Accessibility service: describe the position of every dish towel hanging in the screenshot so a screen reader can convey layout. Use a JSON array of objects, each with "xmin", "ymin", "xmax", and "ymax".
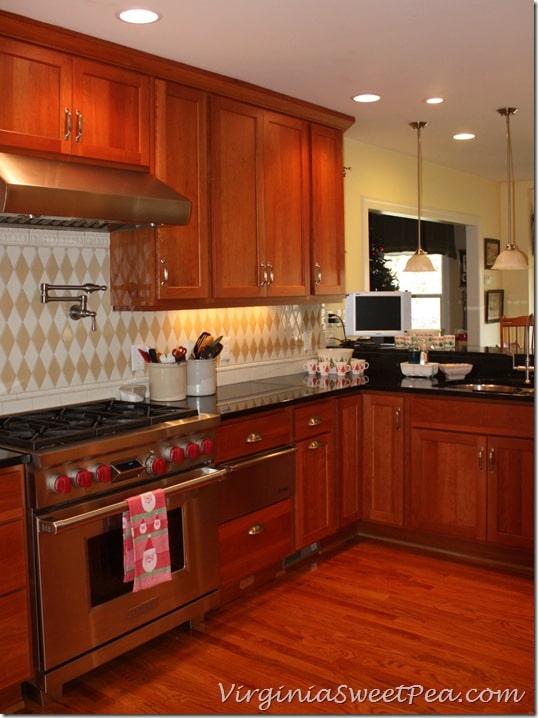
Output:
[{"xmin": 123, "ymin": 488, "xmax": 172, "ymax": 592}]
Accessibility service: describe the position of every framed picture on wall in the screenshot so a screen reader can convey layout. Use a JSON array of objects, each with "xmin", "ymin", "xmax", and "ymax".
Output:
[
  {"xmin": 484, "ymin": 238, "xmax": 501, "ymax": 269},
  {"xmin": 485, "ymin": 289, "xmax": 504, "ymax": 324}
]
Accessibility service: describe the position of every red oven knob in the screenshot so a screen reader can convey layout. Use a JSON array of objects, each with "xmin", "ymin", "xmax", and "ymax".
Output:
[
  {"xmin": 199, "ymin": 437, "xmax": 214, "ymax": 455},
  {"xmin": 72, "ymin": 468, "xmax": 92, "ymax": 488},
  {"xmin": 168, "ymin": 446, "xmax": 185, "ymax": 463},
  {"xmin": 94, "ymin": 464, "xmax": 112, "ymax": 483},
  {"xmin": 149, "ymin": 457, "xmax": 168, "ymax": 475},
  {"xmin": 184, "ymin": 442, "xmax": 200, "ymax": 459},
  {"xmin": 50, "ymin": 474, "xmax": 71, "ymax": 495}
]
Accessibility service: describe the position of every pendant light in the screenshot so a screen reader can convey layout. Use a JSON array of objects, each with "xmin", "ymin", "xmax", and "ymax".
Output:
[
  {"xmin": 492, "ymin": 107, "xmax": 528, "ymax": 270},
  {"xmin": 404, "ymin": 121, "xmax": 435, "ymax": 272}
]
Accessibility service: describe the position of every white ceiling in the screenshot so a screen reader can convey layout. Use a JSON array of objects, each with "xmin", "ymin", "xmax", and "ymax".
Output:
[{"xmin": 0, "ymin": 0, "xmax": 534, "ymax": 182}]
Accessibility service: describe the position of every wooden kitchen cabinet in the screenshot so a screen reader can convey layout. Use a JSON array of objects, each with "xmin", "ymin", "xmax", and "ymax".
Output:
[
  {"xmin": 0, "ymin": 37, "xmax": 150, "ymax": 167},
  {"xmin": 293, "ymin": 399, "xmax": 336, "ymax": 549},
  {"xmin": 336, "ymin": 393, "xmax": 362, "ymax": 526},
  {"xmin": 110, "ymin": 80, "xmax": 209, "ymax": 309},
  {"xmin": 218, "ymin": 499, "xmax": 294, "ymax": 586},
  {"xmin": 310, "ymin": 124, "xmax": 345, "ymax": 295},
  {"xmin": 410, "ymin": 396, "xmax": 534, "ymax": 552},
  {"xmin": 215, "ymin": 409, "xmax": 292, "ymax": 464},
  {"xmin": 0, "ymin": 465, "xmax": 31, "ymax": 713},
  {"xmin": 362, "ymin": 392, "xmax": 405, "ymax": 526},
  {"xmin": 210, "ymin": 96, "xmax": 310, "ymax": 300}
]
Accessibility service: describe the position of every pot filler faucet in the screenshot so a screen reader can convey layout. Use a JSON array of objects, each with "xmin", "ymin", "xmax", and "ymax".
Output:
[
  {"xmin": 40, "ymin": 282, "xmax": 107, "ymax": 331},
  {"xmin": 510, "ymin": 312, "xmax": 535, "ymax": 385}
]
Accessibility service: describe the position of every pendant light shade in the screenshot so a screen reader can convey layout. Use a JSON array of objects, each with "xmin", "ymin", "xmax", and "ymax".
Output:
[
  {"xmin": 404, "ymin": 121, "xmax": 435, "ymax": 272},
  {"xmin": 492, "ymin": 107, "xmax": 528, "ymax": 270}
]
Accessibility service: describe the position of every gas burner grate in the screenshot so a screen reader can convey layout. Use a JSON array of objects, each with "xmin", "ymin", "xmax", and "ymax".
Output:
[{"xmin": 0, "ymin": 400, "xmax": 198, "ymax": 450}]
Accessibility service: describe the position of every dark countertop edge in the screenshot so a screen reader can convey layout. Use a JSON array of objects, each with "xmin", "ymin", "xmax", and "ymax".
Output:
[
  {"xmin": 0, "ymin": 449, "xmax": 31, "ymax": 469},
  {"xmin": 215, "ymin": 372, "xmax": 534, "ymax": 420}
]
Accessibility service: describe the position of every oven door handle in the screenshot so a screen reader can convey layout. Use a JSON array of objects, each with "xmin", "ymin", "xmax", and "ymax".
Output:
[
  {"xmin": 219, "ymin": 445, "xmax": 297, "ymax": 473},
  {"xmin": 37, "ymin": 467, "xmax": 228, "ymax": 535}
]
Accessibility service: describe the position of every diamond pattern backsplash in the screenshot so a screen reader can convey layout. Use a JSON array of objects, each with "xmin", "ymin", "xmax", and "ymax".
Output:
[{"xmin": 0, "ymin": 227, "xmax": 329, "ymax": 414}]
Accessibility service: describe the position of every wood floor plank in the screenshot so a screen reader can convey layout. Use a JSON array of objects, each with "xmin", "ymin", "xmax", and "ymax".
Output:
[{"xmin": 23, "ymin": 538, "xmax": 534, "ymax": 715}]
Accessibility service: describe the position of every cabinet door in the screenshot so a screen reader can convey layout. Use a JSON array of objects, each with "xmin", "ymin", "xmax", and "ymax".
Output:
[
  {"xmin": 210, "ymin": 97, "xmax": 264, "ymax": 299},
  {"xmin": 336, "ymin": 394, "xmax": 362, "ymax": 526},
  {"xmin": 310, "ymin": 123, "xmax": 345, "ymax": 295},
  {"xmin": 362, "ymin": 393, "xmax": 404, "ymax": 526},
  {"xmin": 71, "ymin": 57, "xmax": 150, "ymax": 166},
  {"xmin": 294, "ymin": 432, "xmax": 335, "ymax": 549},
  {"xmin": 487, "ymin": 436, "xmax": 534, "ymax": 549},
  {"xmin": 154, "ymin": 80, "xmax": 209, "ymax": 300},
  {"xmin": 0, "ymin": 38, "xmax": 72, "ymax": 154},
  {"xmin": 410, "ymin": 428, "xmax": 487, "ymax": 540},
  {"xmin": 263, "ymin": 111, "xmax": 309, "ymax": 297}
]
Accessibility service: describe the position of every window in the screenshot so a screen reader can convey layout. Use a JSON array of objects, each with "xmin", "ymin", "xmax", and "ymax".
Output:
[{"xmin": 384, "ymin": 252, "xmax": 444, "ymax": 330}]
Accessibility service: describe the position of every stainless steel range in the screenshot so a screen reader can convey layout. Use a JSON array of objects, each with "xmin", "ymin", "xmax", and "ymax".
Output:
[{"xmin": 0, "ymin": 399, "xmax": 224, "ymax": 704}]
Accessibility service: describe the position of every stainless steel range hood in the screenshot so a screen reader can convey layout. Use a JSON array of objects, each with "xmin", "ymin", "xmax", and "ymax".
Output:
[{"xmin": 0, "ymin": 152, "xmax": 191, "ymax": 231}]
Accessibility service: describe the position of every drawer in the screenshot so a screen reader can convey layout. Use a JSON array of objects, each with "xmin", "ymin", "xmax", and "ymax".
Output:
[
  {"xmin": 0, "ymin": 468, "xmax": 25, "ymax": 523},
  {"xmin": 0, "ymin": 590, "xmax": 31, "ymax": 691},
  {"xmin": 215, "ymin": 409, "xmax": 292, "ymax": 463},
  {"xmin": 218, "ymin": 498, "xmax": 293, "ymax": 584},
  {"xmin": 0, "ymin": 521, "xmax": 27, "ymax": 595},
  {"xmin": 293, "ymin": 399, "xmax": 334, "ymax": 440}
]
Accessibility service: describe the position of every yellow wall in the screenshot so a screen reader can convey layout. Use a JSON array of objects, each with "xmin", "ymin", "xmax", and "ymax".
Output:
[{"xmin": 342, "ymin": 137, "xmax": 533, "ymax": 347}]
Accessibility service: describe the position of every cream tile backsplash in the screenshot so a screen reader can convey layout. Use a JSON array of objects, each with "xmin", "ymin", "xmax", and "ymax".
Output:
[{"xmin": 0, "ymin": 228, "xmax": 326, "ymax": 414}]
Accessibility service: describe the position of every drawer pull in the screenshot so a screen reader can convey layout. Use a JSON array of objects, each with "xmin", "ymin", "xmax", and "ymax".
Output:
[
  {"xmin": 248, "ymin": 523, "xmax": 265, "ymax": 536},
  {"xmin": 246, "ymin": 432, "xmax": 263, "ymax": 443},
  {"xmin": 308, "ymin": 440, "xmax": 322, "ymax": 450},
  {"xmin": 308, "ymin": 416, "xmax": 322, "ymax": 426}
]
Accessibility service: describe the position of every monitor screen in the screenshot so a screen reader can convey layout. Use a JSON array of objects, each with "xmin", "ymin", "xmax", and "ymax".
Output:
[{"xmin": 344, "ymin": 291, "xmax": 412, "ymax": 340}]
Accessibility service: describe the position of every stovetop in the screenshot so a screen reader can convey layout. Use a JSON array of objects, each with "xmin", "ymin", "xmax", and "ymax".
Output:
[{"xmin": 0, "ymin": 399, "xmax": 197, "ymax": 451}]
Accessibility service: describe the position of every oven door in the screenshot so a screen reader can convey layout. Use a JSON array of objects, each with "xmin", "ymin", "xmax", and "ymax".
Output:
[{"xmin": 34, "ymin": 466, "xmax": 225, "ymax": 673}]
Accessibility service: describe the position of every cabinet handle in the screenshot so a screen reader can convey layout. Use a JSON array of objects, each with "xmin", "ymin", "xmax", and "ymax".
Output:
[
  {"xmin": 266, "ymin": 261, "xmax": 274, "ymax": 286},
  {"xmin": 395, "ymin": 407, "xmax": 401, "ymax": 431},
  {"xmin": 488, "ymin": 447, "xmax": 495, "ymax": 473},
  {"xmin": 246, "ymin": 432, "xmax": 263, "ymax": 443},
  {"xmin": 64, "ymin": 107, "xmax": 72, "ymax": 140},
  {"xmin": 75, "ymin": 109, "xmax": 83, "ymax": 142},
  {"xmin": 478, "ymin": 446, "xmax": 484, "ymax": 471},
  {"xmin": 308, "ymin": 416, "xmax": 322, "ymax": 426},
  {"xmin": 160, "ymin": 257, "xmax": 169, "ymax": 287},
  {"xmin": 314, "ymin": 262, "xmax": 322, "ymax": 286},
  {"xmin": 248, "ymin": 523, "xmax": 265, "ymax": 536},
  {"xmin": 259, "ymin": 263, "xmax": 268, "ymax": 287},
  {"xmin": 308, "ymin": 440, "xmax": 323, "ymax": 450}
]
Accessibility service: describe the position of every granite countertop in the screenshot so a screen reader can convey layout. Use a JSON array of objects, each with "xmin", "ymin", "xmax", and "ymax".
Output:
[
  {"xmin": 0, "ymin": 448, "xmax": 30, "ymax": 470},
  {"xmin": 199, "ymin": 347, "xmax": 533, "ymax": 419}
]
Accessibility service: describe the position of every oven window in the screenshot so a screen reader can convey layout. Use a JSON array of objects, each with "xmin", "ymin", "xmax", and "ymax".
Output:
[{"xmin": 87, "ymin": 506, "xmax": 185, "ymax": 606}]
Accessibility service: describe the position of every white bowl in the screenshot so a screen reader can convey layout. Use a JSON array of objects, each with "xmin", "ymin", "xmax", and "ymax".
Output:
[
  {"xmin": 400, "ymin": 362, "xmax": 439, "ymax": 378},
  {"xmin": 439, "ymin": 363, "xmax": 473, "ymax": 381}
]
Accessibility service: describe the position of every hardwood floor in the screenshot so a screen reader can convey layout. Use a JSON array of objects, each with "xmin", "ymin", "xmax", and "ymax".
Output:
[{"xmin": 23, "ymin": 538, "xmax": 534, "ymax": 715}]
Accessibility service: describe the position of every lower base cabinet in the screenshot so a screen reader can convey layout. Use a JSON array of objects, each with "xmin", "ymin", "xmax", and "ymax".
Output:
[
  {"xmin": 218, "ymin": 499, "xmax": 294, "ymax": 600},
  {"xmin": 0, "ymin": 465, "xmax": 31, "ymax": 713}
]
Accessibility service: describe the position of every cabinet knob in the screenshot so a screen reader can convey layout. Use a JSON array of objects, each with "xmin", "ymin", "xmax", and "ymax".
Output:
[
  {"xmin": 308, "ymin": 416, "xmax": 322, "ymax": 426},
  {"xmin": 246, "ymin": 432, "xmax": 263, "ymax": 443},
  {"xmin": 478, "ymin": 446, "xmax": 485, "ymax": 471},
  {"xmin": 488, "ymin": 447, "xmax": 495, "ymax": 473},
  {"xmin": 259, "ymin": 262, "xmax": 268, "ymax": 287},
  {"xmin": 308, "ymin": 440, "xmax": 323, "ymax": 450},
  {"xmin": 314, "ymin": 262, "xmax": 322, "ymax": 286},
  {"xmin": 248, "ymin": 523, "xmax": 265, "ymax": 536},
  {"xmin": 266, "ymin": 261, "xmax": 274, "ymax": 286}
]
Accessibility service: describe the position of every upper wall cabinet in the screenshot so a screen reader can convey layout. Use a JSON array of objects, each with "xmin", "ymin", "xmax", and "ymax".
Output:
[
  {"xmin": 0, "ymin": 38, "xmax": 150, "ymax": 167},
  {"xmin": 310, "ymin": 124, "xmax": 345, "ymax": 296},
  {"xmin": 210, "ymin": 96, "xmax": 310, "ymax": 300}
]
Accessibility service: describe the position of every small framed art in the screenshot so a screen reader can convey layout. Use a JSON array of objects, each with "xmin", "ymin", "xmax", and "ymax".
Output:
[
  {"xmin": 485, "ymin": 289, "xmax": 504, "ymax": 324},
  {"xmin": 484, "ymin": 238, "xmax": 501, "ymax": 269}
]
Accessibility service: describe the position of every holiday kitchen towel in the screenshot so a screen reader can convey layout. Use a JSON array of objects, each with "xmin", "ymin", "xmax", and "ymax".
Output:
[{"xmin": 123, "ymin": 488, "xmax": 172, "ymax": 592}]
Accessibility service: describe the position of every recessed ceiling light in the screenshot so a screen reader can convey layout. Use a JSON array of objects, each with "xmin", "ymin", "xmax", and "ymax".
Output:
[
  {"xmin": 117, "ymin": 8, "xmax": 161, "ymax": 24},
  {"xmin": 352, "ymin": 94, "xmax": 381, "ymax": 103},
  {"xmin": 453, "ymin": 132, "xmax": 476, "ymax": 141},
  {"xmin": 425, "ymin": 97, "xmax": 444, "ymax": 105}
]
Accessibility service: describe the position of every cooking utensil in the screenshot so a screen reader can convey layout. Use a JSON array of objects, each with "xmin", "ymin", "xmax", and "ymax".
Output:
[
  {"xmin": 172, "ymin": 346, "xmax": 187, "ymax": 363},
  {"xmin": 191, "ymin": 332, "xmax": 212, "ymax": 359}
]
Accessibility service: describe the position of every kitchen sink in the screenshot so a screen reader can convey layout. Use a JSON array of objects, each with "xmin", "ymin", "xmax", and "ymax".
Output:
[{"xmin": 440, "ymin": 382, "xmax": 534, "ymax": 396}]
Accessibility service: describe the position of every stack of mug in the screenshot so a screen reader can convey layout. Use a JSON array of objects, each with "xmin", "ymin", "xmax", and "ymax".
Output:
[{"xmin": 303, "ymin": 357, "xmax": 369, "ymax": 376}]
